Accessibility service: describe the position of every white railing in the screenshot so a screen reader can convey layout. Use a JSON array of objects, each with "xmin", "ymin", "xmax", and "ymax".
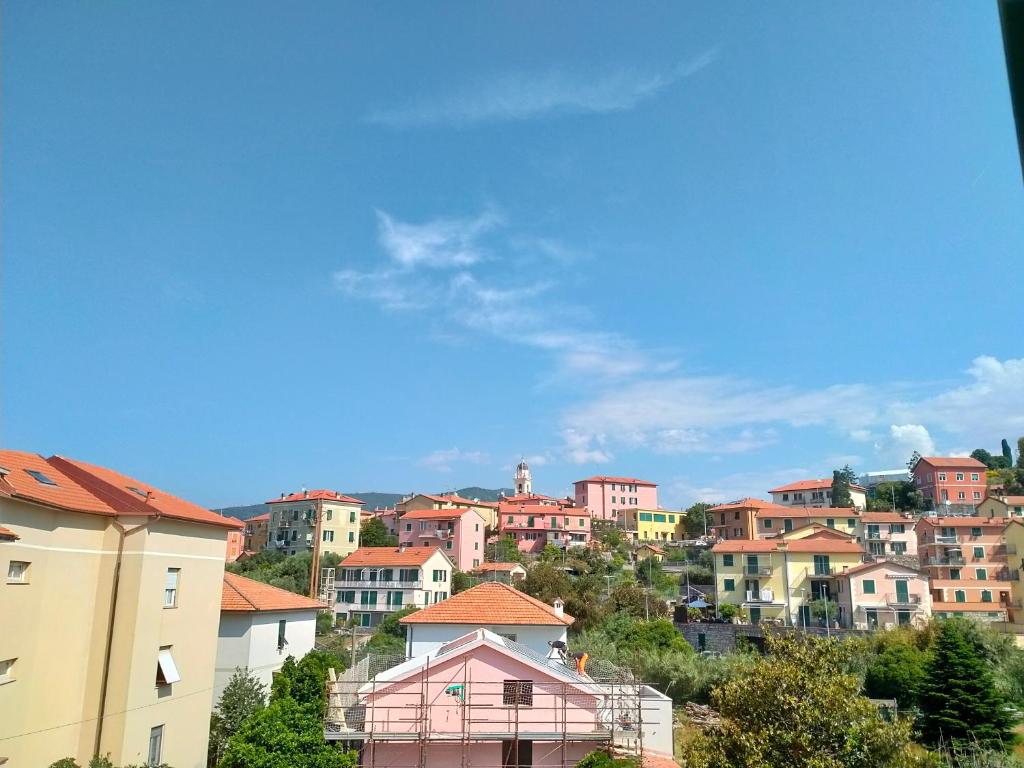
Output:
[{"xmin": 335, "ymin": 579, "xmax": 422, "ymax": 589}]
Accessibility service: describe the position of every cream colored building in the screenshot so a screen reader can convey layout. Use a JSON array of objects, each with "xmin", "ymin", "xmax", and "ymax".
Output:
[
  {"xmin": 0, "ymin": 450, "xmax": 239, "ymax": 768},
  {"xmin": 397, "ymin": 492, "xmax": 499, "ymax": 529},
  {"xmin": 979, "ymin": 496, "xmax": 1024, "ymax": 520},
  {"xmin": 266, "ymin": 489, "xmax": 364, "ymax": 558}
]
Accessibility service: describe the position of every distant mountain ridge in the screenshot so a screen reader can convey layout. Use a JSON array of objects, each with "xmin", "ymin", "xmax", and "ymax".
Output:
[{"xmin": 214, "ymin": 487, "xmax": 514, "ymax": 521}]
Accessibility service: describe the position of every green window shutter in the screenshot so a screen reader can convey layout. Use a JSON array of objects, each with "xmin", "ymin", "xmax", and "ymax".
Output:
[
  {"xmin": 724, "ymin": 579, "xmax": 735, "ymax": 591},
  {"xmin": 723, "ymin": 554, "xmax": 734, "ymax": 567},
  {"xmin": 974, "ymin": 547, "xmax": 984, "ymax": 558},
  {"xmin": 863, "ymin": 580, "xmax": 875, "ymax": 594}
]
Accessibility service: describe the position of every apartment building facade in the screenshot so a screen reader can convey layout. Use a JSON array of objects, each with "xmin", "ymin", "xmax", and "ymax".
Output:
[
  {"xmin": 333, "ymin": 546, "xmax": 453, "ymax": 627},
  {"xmin": 860, "ymin": 512, "xmax": 918, "ymax": 559},
  {"xmin": 267, "ymin": 489, "xmax": 363, "ymax": 558},
  {"xmin": 243, "ymin": 511, "xmax": 270, "ymax": 553},
  {"xmin": 917, "ymin": 517, "xmax": 1013, "ymax": 623},
  {"xmin": 712, "ymin": 525, "xmax": 866, "ymax": 626},
  {"xmin": 0, "ymin": 450, "xmax": 239, "ymax": 768},
  {"xmin": 497, "ymin": 502, "xmax": 591, "ymax": 553},
  {"xmin": 835, "ymin": 560, "xmax": 931, "ymax": 630},
  {"xmin": 768, "ymin": 478, "xmax": 867, "ymax": 511},
  {"xmin": 911, "ymin": 457, "xmax": 988, "ymax": 513},
  {"xmin": 397, "ymin": 507, "xmax": 487, "ymax": 571},
  {"xmin": 751, "ymin": 506, "xmax": 861, "ymax": 541},
  {"xmin": 617, "ymin": 508, "xmax": 683, "ymax": 543},
  {"xmin": 397, "ymin": 493, "xmax": 499, "ymax": 529},
  {"xmin": 573, "ymin": 476, "xmax": 658, "ymax": 522}
]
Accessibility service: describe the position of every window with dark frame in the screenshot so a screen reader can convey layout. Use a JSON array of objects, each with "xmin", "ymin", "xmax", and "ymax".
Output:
[{"xmin": 502, "ymin": 679, "xmax": 533, "ymax": 706}]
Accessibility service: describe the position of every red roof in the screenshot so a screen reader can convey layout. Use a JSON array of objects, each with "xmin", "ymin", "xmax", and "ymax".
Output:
[
  {"xmin": 916, "ymin": 456, "xmax": 987, "ymax": 469},
  {"xmin": 500, "ymin": 493, "xmax": 566, "ymax": 505},
  {"xmin": 860, "ymin": 512, "xmax": 914, "ymax": 523},
  {"xmin": 267, "ymin": 490, "xmax": 364, "ymax": 505},
  {"xmin": 840, "ymin": 560, "xmax": 921, "ymax": 577},
  {"xmin": 769, "ymin": 478, "xmax": 867, "ymax": 493},
  {"xmin": 401, "ymin": 582, "xmax": 573, "ymax": 626},
  {"xmin": 0, "ymin": 450, "xmax": 117, "ymax": 516},
  {"xmin": 222, "ymin": 572, "xmax": 325, "ymax": 612},
  {"xmin": 417, "ymin": 493, "xmax": 499, "ymax": 508},
  {"xmin": 0, "ymin": 525, "xmax": 19, "ymax": 541},
  {"xmin": 931, "ymin": 601, "xmax": 1006, "ymax": 613},
  {"xmin": 576, "ymin": 476, "xmax": 657, "ymax": 487},
  {"xmin": 473, "ymin": 562, "xmax": 526, "ymax": 572},
  {"xmin": 711, "ymin": 498, "xmax": 784, "ymax": 512},
  {"xmin": 48, "ymin": 456, "xmax": 242, "ymax": 530},
  {"xmin": 341, "ymin": 546, "xmax": 448, "ymax": 567},
  {"xmin": 247, "ymin": 512, "xmax": 270, "ymax": 523},
  {"xmin": 400, "ymin": 507, "xmax": 477, "ymax": 521},
  {"xmin": 990, "ymin": 496, "xmax": 1024, "ymax": 505},
  {"xmin": 755, "ymin": 506, "xmax": 859, "ymax": 519},
  {"xmin": 714, "ymin": 534, "xmax": 864, "ymax": 554}
]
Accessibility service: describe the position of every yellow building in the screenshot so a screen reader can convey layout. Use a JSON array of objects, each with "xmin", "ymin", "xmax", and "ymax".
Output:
[
  {"xmin": 713, "ymin": 524, "xmax": 866, "ymax": 626},
  {"xmin": 266, "ymin": 489, "xmax": 364, "ymax": 558},
  {"xmin": 618, "ymin": 507, "xmax": 683, "ymax": 543},
  {"xmin": 979, "ymin": 495, "xmax": 1024, "ymax": 520},
  {"xmin": 0, "ymin": 450, "xmax": 239, "ymax": 768},
  {"xmin": 397, "ymin": 493, "xmax": 499, "ymax": 529}
]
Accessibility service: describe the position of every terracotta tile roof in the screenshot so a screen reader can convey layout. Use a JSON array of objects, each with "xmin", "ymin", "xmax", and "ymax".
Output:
[
  {"xmin": 0, "ymin": 450, "xmax": 117, "ymax": 516},
  {"xmin": 500, "ymin": 493, "xmax": 566, "ymax": 505},
  {"xmin": 222, "ymin": 572, "xmax": 325, "ymax": 612},
  {"xmin": 419, "ymin": 493, "xmax": 499, "ymax": 508},
  {"xmin": 990, "ymin": 496, "xmax": 1024, "ymax": 505},
  {"xmin": 341, "ymin": 546, "xmax": 447, "ymax": 567},
  {"xmin": 714, "ymin": 536, "xmax": 864, "ymax": 554},
  {"xmin": 577, "ymin": 476, "xmax": 657, "ymax": 487},
  {"xmin": 638, "ymin": 544, "xmax": 667, "ymax": 554},
  {"xmin": 918, "ymin": 517, "xmax": 1007, "ymax": 529},
  {"xmin": 0, "ymin": 525, "xmax": 19, "ymax": 540},
  {"xmin": 711, "ymin": 498, "xmax": 782, "ymax": 512},
  {"xmin": 916, "ymin": 456, "xmax": 987, "ymax": 469},
  {"xmin": 48, "ymin": 456, "xmax": 242, "ymax": 530},
  {"xmin": 755, "ymin": 506, "xmax": 859, "ymax": 519},
  {"xmin": 267, "ymin": 490, "xmax": 364, "ymax": 505},
  {"xmin": 860, "ymin": 512, "xmax": 914, "ymax": 523},
  {"xmin": 247, "ymin": 512, "xmax": 270, "ymax": 523},
  {"xmin": 400, "ymin": 582, "xmax": 574, "ymax": 626},
  {"xmin": 840, "ymin": 560, "xmax": 921, "ymax": 577},
  {"xmin": 400, "ymin": 507, "xmax": 476, "ymax": 521},
  {"xmin": 473, "ymin": 562, "xmax": 525, "ymax": 572},
  {"xmin": 769, "ymin": 478, "xmax": 867, "ymax": 493}
]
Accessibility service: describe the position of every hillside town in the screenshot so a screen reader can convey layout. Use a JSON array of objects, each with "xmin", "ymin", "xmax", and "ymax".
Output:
[{"xmin": 6, "ymin": 443, "xmax": 1024, "ymax": 767}]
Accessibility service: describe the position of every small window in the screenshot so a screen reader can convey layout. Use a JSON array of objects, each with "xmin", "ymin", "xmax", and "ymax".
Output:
[
  {"xmin": 502, "ymin": 680, "xmax": 533, "ymax": 706},
  {"xmin": 406, "ymin": 522, "xmax": 413, "ymax": 531},
  {"xmin": 326, "ymin": 510, "xmax": 333, "ymax": 521},
  {"xmin": 826, "ymin": 519, "xmax": 835, "ymax": 528},
  {"xmin": 863, "ymin": 580, "xmax": 875, "ymax": 595},
  {"xmin": 164, "ymin": 568, "xmax": 180, "ymax": 607},
  {"xmin": 971, "ymin": 527, "xmax": 982, "ymax": 538},
  {"xmin": 0, "ymin": 657, "xmax": 15, "ymax": 683},
  {"xmin": 277, "ymin": 619, "xmax": 287, "ymax": 651},
  {"xmin": 724, "ymin": 578, "xmax": 735, "ymax": 591},
  {"xmin": 763, "ymin": 519, "xmax": 773, "ymax": 529},
  {"xmin": 7, "ymin": 561, "xmax": 30, "ymax": 584},
  {"xmin": 348, "ymin": 531, "xmax": 355, "ymax": 543},
  {"xmin": 938, "ymin": 473, "xmax": 946, "ymax": 481},
  {"xmin": 956, "ymin": 473, "xmax": 965, "ymax": 482},
  {"xmin": 722, "ymin": 554, "xmax": 734, "ymax": 567},
  {"xmin": 974, "ymin": 546, "xmax": 984, "ymax": 558},
  {"xmin": 349, "ymin": 511, "xmax": 357, "ymax": 523},
  {"xmin": 25, "ymin": 469, "xmax": 57, "ymax": 486},
  {"xmin": 971, "ymin": 473, "xmax": 980, "ymax": 482},
  {"xmin": 156, "ymin": 646, "xmax": 181, "ymax": 686},
  {"xmin": 976, "ymin": 568, "xmax": 987, "ymax": 580},
  {"xmin": 149, "ymin": 725, "xmax": 164, "ymax": 766},
  {"xmin": 982, "ymin": 590, "xmax": 993, "ymax": 603}
]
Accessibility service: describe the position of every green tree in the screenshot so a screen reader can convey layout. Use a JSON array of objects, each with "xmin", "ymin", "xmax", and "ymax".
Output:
[
  {"xmin": 831, "ymin": 465, "xmax": 856, "ymax": 508},
  {"xmin": 270, "ymin": 651, "xmax": 333, "ymax": 718},
  {"xmin": 683, "ymin": 502, "xmax": 713, "ymax": 537},
  {"xmin": 219, "ymin": 696, "xmax": 357, "ymax": 768},
  {"xmin": 863, "ymin": 641, "xmax": 928, "ymax": 709},
  {"xmin": 316, "ymin": 611, "xmax": 335, "ymax": 635},
  {"xmin": 209, "ymin": 667, "xmax": 267, "ymax": 765},
  {"xmin": 575, "ymin": 750, "xmax": 639, "ymax": 768},
  {"xmin": 451, "ymin": 570, "xmax": 473, "ymax": 593},
  {"xmin": 517, "ymin": 561, "xmax": 605, "ymax": 630},
  {"xmin": 1002, "ymin": 439, "xmax": 1014, "ymax": 469},
  {"xmin": 359, "ymin": 517, "xmax": 397, "ymax": 548},
  {"xmin": 488, "ymin": 535, "xmax": 524, "ymax": 564},
  {"xmin": 972, "ymin": 449, "xmax": 996, "ymax": 469},
  {"xmin": 539, "ymin": 542, "xmax": 563, "ymax": 562},
  {"xmin": 679, "ymin": 632, "xmax": 920, "ymax": 768},
  {"xmin": 375, "ymin": 605, "xmax": 418, "ymax": 638},
  {"xmin": 1017, "ymin": 437, "xmax": 1024, "ymax": 470},
  {"xmin": 867, "ymin": 481, "xmax": 925, "ymax": 513},
  {"xmin": 918, "ymin": 619, "xmax": 1015, "ymax": 751},
  {"xmin": 607, "ymin": 584, "xmax": 669, "ymax": 620}
]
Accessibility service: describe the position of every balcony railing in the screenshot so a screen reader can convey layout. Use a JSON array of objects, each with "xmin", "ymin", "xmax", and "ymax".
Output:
[
  {"xmin": 933, "ymin": 535, "xmax": 959, "ymax": 545},
  {"xmin": 811, "ymin": 567, "xmax": 837, "ymax": 577},
  {"xmin": 418, "ymin": 530, "xmax": 449, "ymax": 540},
  {"xmin": 335, "ymin": 579, "xmax": 423, "ymax": 589},
  {"xmin": 926, "ymin": 556, "xmax": 965, "ymax": 566},
  {"xmin": 885, "ymin": 594, "xmax": 922, "ymax": 607},
  {"xmin": 865, "ymin": 532, "xmax": 883, "ymax": 541},
  {"xmin": 335, "ymin": 601, "xmax": 407, "ymax": 611},
  {"xmin": 744, "ymin": 565, "xmax": 773, "ymax": 576}
]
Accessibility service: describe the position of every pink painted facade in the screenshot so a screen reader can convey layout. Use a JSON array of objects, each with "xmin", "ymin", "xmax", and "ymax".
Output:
[
  {"xmin": 398, "ymin": 508, "xmax": 487, "ymax": 571},
  {"xmin": 497, "ymin": 503, "xmax": 591, "ymax": 553},
  {"xmin": 912, "ymin": 457, "xmax": 988, "ymax": 512},
  {"xmin": 836, "ymin": 561, "xmax": 931, "ymax": 630},
  {"xmin": 860, "ymin": 512, "xmax": 918, "ymax": 558},
  {"xmin": 573, "ymin": 476, "xmax": 658, "ymax": 522}
]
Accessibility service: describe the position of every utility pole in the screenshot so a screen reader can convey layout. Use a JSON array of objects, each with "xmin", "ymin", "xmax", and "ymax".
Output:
[{"xmin": 309, "ymin": 498, "xmax": 324, "ymax": 599}]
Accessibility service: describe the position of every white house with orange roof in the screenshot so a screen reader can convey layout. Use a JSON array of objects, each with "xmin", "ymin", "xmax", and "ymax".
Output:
[
  {"xmin": 769, "ymin": 478, "xmax": 867, "ymax": 511},
  {"xmin": 0, "ymin": 449, "xmax": 241, "ymax": 768},
  {"xmin": 334, "ymin": 546, "xmax": 454, "ymax": 627},
  {"xmin": 400, "ymin": 581, "xmax": 573, "ymax": 657},
  {"xmin": 397, "ymin": 506, "xmax": 487, "ymax": 571},
  {"xmin": 266, "ymin": 489, "xmax": 364, "ymax": 558},
  {"xmin": 215, "ymin": 572, "xmax": 324, "ymax": 698}
]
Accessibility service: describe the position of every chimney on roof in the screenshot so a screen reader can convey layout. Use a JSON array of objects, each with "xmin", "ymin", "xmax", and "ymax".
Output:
[
  {"xmin": 398, "ymin": 542, "xmax": 407, "ymax": 553},
  {"xmin": 303, "ymin": 488, "xmax": 309, "ymax": 499},
  {"xmin": 280, "ymin": 492, "xmax": 286, "ymax": 500},
  {"xmin": 552, "ymin": 598, "xmax": 564, "ymax": 618},
  {"xmin": 145, "ymin": 491, "xmax": 154, "ymax": 503}
]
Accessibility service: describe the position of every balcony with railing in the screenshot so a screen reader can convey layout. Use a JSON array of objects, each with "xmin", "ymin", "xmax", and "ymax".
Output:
[
  {"xmin": 926, "ymin": 555, "xmax": 965, "ymax": 566},
  {"xmin": 932, "ymin": 534, "xmax": 959, "ymax": 545},
  {"xmin": 744, "ymin": 565, "xmax": 773, "ymax": 576},
  {"xmin": 335, "ymin": 600, "xmax": 407, "ymax": 612},
  {"xmin": 885, "ymin": 593, "xmax": 923, "ymax": 608},
  {"xmin": 335, "ymin": 578, "xmax": 423, "ymax": 589},
  {"xmin": 810, "ymin": 566, "xmax": 837, "ymax": 577}
]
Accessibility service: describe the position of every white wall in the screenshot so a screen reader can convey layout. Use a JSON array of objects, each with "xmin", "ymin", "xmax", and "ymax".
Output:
[
  {"xmin": 214, "ymin": 610, "xmax": 317, "ymax": 701},
  {"xmin": 407, "ymin": 623, "xmax": 568, "ymax": 658}
]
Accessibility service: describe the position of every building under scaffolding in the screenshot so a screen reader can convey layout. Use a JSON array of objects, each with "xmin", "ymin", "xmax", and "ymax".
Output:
[{"xmin": 325, "ymin": 629, "xmax": 673, "ymax": 768}]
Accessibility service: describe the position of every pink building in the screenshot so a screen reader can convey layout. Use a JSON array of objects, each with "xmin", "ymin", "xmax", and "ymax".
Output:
[
  {"xmin": 911, "ymin": 456, "xmax": 988, "ymax": 513},
  {"xmin": 224, "ymin": 516, "xmax": 245, "ymax": 561},
  {"xmin": 860, "ymin": 512, "xmax": 918, "ymax": 559},
  {"xmin": 497, "ymin": 503, "xmax": 591, "ymax": 553},
  {"xmin": 836, "ymin": 560, "xmax": 931, "ymax": 630},
  {"xmin": 398, "ymin": 507, "xmax": 487, "ymax": 571},
  {"xmin": 573, "ymin": 476, "xmax": 658, "ymax": 522}
]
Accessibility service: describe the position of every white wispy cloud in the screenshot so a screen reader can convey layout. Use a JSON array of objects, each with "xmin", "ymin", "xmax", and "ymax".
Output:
[
  {"xmin": 365, "ymin": 49, "xmax": 718, "ymax": 128},
  {"xmin": 417, "ymin": 448, "xmax": 490, "ymax": 473}
]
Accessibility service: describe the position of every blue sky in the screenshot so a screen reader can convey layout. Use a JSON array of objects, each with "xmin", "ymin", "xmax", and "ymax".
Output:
[{"xmin": 5, "ymin": 2, "xmax": 1023, "ymax": 509}]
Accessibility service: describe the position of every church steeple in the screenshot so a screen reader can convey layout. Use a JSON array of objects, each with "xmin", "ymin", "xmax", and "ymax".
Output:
[{"xmin": 514, "ymin": 458, "xmax": 532, "ymax": 495}]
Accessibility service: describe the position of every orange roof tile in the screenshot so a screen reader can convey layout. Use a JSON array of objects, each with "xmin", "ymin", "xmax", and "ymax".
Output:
[
  {"xmin": 400, "ymin": 507, "xmax": 477, "ymax": 521},
  {"xmin": 49, "ymin": 456, "xmax": 242, "ymax": 529},
  {"xmin": 769, "ymin": 478, "xmax": 867, "ymax": 493},
  {"xmin": 577, "ymin": 476, "xmax": 657, "ymax": 487},
  {"xmin": 711, "ymin": 498, "xmax": 782, "ymax": 512},
  {"xmin": 714, "ymin": 537, "xmax": 864, "ymax": 554},
  {"xmin": 990, "ymin": 496, "xmax": 1024, "ymax": 505},
  {"xmin": 860, "ymin": 512, "xmax": 914, "ymax": 523},
  {"xmin": 500, "ymin": 493, "xmax": 567, "ymax": 505},
  {"xmin": 755, "ymin": 506, "xmax": 859, "ymax": 519},
  {"xmin": 916, "ymin": 456, "xmax": 987, "ymax": 469},
  {"xmin": 247, "ymin": 512, "xmax": 270, "ymax": 523},
  {"xmin": 419, "ymin": 493, "xmax": 499, "ymax": 508},
  {"xmin": 0, "ymin": 450, "xmax": 117, "ymax": 516},
  {"xmin": 267, "ymin": 490, "xmax": 364, "ymax": 505},
  {"xmin": 918, "ymin": 517, "xmax": 1007, "ymax": 529},
  {"xmin": 840, "ymin": 560, "xmax": 921, "ymax": 577},
  {"xmin": 341, "ymin": 546, "xmax": 448, "ymax": 567},
  {"xmin": 0, "ymin": 525, "xmax": 19, "ymax": 540},
  {"xmin": 222, "ymin": 572, "xmax": 325, "ymax": 612},
  {"xmin": 400, "ymin": 582, "xmax": 573, "ymax": 626},
  {"xmin": 473, "ymin": 562, "xmax": 526, "ymax": 572}
]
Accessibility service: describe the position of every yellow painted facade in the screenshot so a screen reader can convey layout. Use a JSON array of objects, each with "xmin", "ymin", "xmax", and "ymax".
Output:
[
  {"xmin": 0, "ymin": 498, "xmax": 228, "ymax": 768},
  {"xmin": 618, "ymin": 508, "xmax": 683, "ymax": 542}
]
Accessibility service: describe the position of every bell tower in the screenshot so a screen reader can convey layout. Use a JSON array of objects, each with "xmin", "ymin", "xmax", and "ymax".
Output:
[{"xmin": 514, "ymin": 458, "xmax": 532, "ymax": 495}]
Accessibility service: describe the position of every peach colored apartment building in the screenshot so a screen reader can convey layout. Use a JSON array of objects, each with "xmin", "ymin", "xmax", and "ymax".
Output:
[
  {"xmin": 917, "ymin": 517, "xmax": 1013, "ymax": 622},
  {"xmin": 497, "ymin": 502, "xmax": 591, "ymax": 553},
  {"xmin": 573, "ymin": 476, "xmax": 657, "ymax": 522},
  {"xmin": 397, "ymin": 507, "xmax": 487, "ymax": 571},
  {"xmin": 861, "ymin": 512, "xmax": 918, "ymax": 559},
  {"xmin": 835, "ymin": 560, "xmax": 931, "ymax": 630},
  {"xmin": 912, "ymin": 456, "xmax": 988, "ymax": 514},
  {"xmin": 751, "ymin": 506, "xmax": 860, "ymax": 540},
  {"xmin": 769, "ymin": 478, "xmax": 868, "ymax": 510},
  {"xmin": 243, "ymin": 511, "xmax": 270, "ymax": 553}
]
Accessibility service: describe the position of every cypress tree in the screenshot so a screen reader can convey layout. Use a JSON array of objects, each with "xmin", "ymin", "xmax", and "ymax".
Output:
[
  {"xmin": 1002, "ymin": 439, "xmax": 1014, "ymax": 468},
  {"xmin": 918, "ymin": 619, "xmax": 1014, "ymax": 751}
]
